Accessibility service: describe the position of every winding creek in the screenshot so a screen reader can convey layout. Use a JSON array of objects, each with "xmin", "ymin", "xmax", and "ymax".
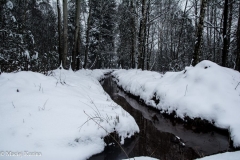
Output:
[{"xmin": 89, "ymin": 76, "xmax": 231, "ymax": 160}]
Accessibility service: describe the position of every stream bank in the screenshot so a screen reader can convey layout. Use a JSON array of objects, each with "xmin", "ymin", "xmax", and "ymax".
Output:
[{"xmin": 89, "ymin": 76, "xmax": 231, "ymax": 160}]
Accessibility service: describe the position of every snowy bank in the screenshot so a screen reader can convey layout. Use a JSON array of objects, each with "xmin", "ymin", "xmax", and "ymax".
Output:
[
  {"xmin": 112, "ymin": 60, "xmax": 240, "ymax": 147},
  {"xmin": 122, "ymin": 157, "xmax": 158, "ymax": 160},
  {"xmin": 77, "ymin": 69, "xmax": 113, "ymax": 81},
  {"xmin": 196, "ymin": 151, "xmax": 240, "ymax": 160},
  {"xmin": 0, "ymin": 69, "xmax": 139, "ymax": 160}
]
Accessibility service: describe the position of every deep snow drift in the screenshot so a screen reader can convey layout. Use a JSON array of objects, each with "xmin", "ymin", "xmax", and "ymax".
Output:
[
  {"xmin": 112, "ymin": 60, "xmax": 240, "ymax": 147},
  {"xmin": 0, "ymin": 69, "xmax": 139, "ymax": 160},
  {"xmin": 196, "ymin": 151, "xmax": 240, "ymax": 160}
]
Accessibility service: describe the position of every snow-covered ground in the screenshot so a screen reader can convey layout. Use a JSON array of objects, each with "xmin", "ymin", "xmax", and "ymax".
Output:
[
  {"xmin": 112, "ymin": 60, "xmax": 240, "ymax": 147},
  {"xmin": 0, "ymin": 68, "xmax": 139, "ymax": 160},
  {"xmin": 196, "ymin": 151, "xmax": 240, "ymax": 160},
  {"xmin": 122, "ymin": 151, "xmax": 240, "ymax": 160},
  {"xmin": 122, "ymin": 157, "xmax": 158, "ymax": 160}
]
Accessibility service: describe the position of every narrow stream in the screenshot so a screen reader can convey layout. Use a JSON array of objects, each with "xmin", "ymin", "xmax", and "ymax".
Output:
[{"xmin": 89, "ymin": 76, "xmax": 231, "ymax": 160}]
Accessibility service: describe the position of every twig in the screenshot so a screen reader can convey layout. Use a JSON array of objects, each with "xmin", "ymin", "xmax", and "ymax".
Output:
[
  {"xmin": 12, "ymin": 102, "xmax": 16, "ymax": 108},
  {"xmin": 39, "ymin": 83, "xmax": 41, "ymax": 91},
  {"xmin": 184, "ymin": 85, "xmax": 188, "ymax": 96},
  {"xmin": 150, "ymin": 142, "xmax": 160, "ymax": 157},
  {"xmin": 79, "ymin": 100, "xmax": 102, "ymax": 118},
  {"xmin": 83, "ymin": 111, "xmax": 129, "ymax": 159},
  {"xmin": 235, "ymin": 82, "xmax": 240, "ymax": 90},
  {"xmin": 78, "ymin": 116, "xmax": 103, "ymax": 132},
  {"xmin": 43, "ymin": 99, "xmax": 49, "ymax": 110},
  {"xmin": 87, "ymin": 96, "xmax": 102, "ymax": 117}
]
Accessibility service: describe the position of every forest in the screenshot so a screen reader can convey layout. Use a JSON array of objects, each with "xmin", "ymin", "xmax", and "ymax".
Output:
[
  {"xmin": 0, "ymin": 0, "xmax": 240, "ymax": 73},
  {"xmin": 1, "ymin": 0, "xmax": 240, "ymax": 160}
]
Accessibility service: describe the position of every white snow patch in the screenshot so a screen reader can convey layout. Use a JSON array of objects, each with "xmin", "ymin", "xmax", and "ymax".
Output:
[
  {"xmin": 23, "ymin": 50, "xmax": 30, "ymax": 60},
  {"xmin": 196, "ymin": 151, "xmax": 240, "ymax": 160},
  {"xmin": 0, "ymin": 69, "xmax": 139, "ymax": 160},
  {"xmin": 6, "ymin": 1, "xmax": 13, "ymax": 10},
  {"xmin": 11, "ymin": 16, "xmax": 16, "ymax": 22},
  {"xmin": 113, "ymin": 60, "xmax": 240, "ymax": 147},
  {"xmin": 32, "ymin": 51, "xmax": 38, "ymax": 60},
  {"xmin": 122, "ymin": 157, "xmax": 158, "ymax": 160}
]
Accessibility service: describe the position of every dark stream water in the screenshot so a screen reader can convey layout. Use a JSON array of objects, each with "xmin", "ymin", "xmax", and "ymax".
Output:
[{"xmin": 89, "ymin": 76, "xmax": 231, "ymax": 160}]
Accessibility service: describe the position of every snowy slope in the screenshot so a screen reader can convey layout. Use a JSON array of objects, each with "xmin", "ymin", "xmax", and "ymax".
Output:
[
  {"xmin": 122, "ymin": 157, "xmax": 158, "ymax": 160},
  {"xmin": 196, "ymin": 151, "xmax": 240, "ymax": 160},
  {"xmin": 113, "ymin": 60, "xmax": 240, "ymax": 147},
  {"xmin": 0, "ymin": 69, "xmax": 139, "ymax": 160}
]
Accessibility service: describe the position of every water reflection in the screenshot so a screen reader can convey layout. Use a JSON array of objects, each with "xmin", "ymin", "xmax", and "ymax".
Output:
[{"xmin": 89, "ymin": 76, "xmax": 230, "ymax": 160}]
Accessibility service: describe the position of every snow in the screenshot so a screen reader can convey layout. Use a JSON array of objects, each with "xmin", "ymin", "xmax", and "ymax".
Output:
[
  {"xmin": 0, "ymin": 69, "xmax": 139, "ymax": 160},
  {"xmin": 112, "ymin": 60, "xmax": 240, "ymax": 147},
  {"xmin": 122, "ymin": 157, "xmax": 158, "ymax": 160},
  {"xmin": 32, "ymin": 51, "xmax": 38, "ymax": 60},
  {"xmin": 6, "ymin": 1, "xmax": 13, "ymax": 10},
  {"xmin": 23, "ymin": 50, "xmax": 30, "ymax": 60},
  {"xmin": 11, "ymin": 16, "xmax": 16, "ymax": 22},
  {"xmin": 196, "ymin": 151, "xmax": 240, "ymax": 160},
  {"xmin": 29, "ymin": 33, "xmax": 35, "ymax": 44}
]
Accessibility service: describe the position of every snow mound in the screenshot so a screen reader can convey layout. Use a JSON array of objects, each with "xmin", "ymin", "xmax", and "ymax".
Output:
[
  {"xmin": 122, "ymin": 157, "xmax": 158, "ymax": 160},
  {"xmin": 196, "ymin": 151, "xmax": 240, "ymax": 160},
  {"xmin": 77, "ymin": 69, "xmax": 112, "ymax": 81},
  {"xmin": 0, "ymin": 69, "xmax": 139, "ymax": 160},
  {"xmin": 113, "ymin": 60, "xmax": 240, "ymax": 147}
]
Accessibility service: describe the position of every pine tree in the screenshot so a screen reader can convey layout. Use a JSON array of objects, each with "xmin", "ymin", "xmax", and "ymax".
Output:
[
  {"xmin": 88, "ymin": 0, "xmax": 116, "ymax": 69},
  {"xmin": 117, "ymin": 0, "xmax": 133, "ymax": 69}
]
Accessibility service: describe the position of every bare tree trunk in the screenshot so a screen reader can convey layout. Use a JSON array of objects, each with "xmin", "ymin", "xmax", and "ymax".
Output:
[
  {"xmin": 228, "ymin": 0, "xmax": 233, "ymax": 64},
  {"xmin": 147, "ymin": 25, "xmax": 154, "ymax": 70},
  {"xmin": 138, "ymin": 0, "xmax": 147, "ymax": 70},
  {"xmin": 142, "ymin": 0, "xmax": 150, "ymax": 70},
  {"xmin": 146, "ymin": 25, "xmax": 150, "ymax": 70},
  {"xmin": 235, "ymin": 3, "xmax": 240, "ymax": 71},
  {"xmin": 83, "ymin": 0, "xmax": 92, "ymax": 69},
  {"xmin": 213, "ymin": 4, "xmax": 216, "ymax": 62},
  {"xmin": 194, "ymin": 0, "xmax": 198, "ymax": 32},
  {"xmin": 62, "ymin": 0, "xmax": 68, "ymax": 69},
  {"xmin": 222, "ymin": 0, "xmax": 229, "ymax": 67},
  {"xmin": 176, "ymin": 0, "xmax": 188, "ymax": 59},
  {"xmin": 130, "ymin": 0, "xmax": 136, "ymax": 69},
  {"xmin": 76, "ymin": 31, "xmax": 81, "ymax": 70},
  {"xmin": 57, "ymin": 0, "xmax": 62, "ymax": 66},
  {"xmin": 97, "ymin": 0, "xmax": 104, "ymax": 69},
  {"xmin": 71, "ymin": 0, "xmax": 81, "ymax": 71},
  {"xmin": 192, "ymin": 0, "xmax": 207, "ymax": 66}
]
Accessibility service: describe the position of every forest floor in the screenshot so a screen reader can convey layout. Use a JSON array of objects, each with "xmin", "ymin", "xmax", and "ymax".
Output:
[
  {"xmin": 0, "ymin": 68, "xmax": 139, "ymax": 160},
  {"xmin": 0, "ymin": 60, "xmax": 240, "ymax": 160}
]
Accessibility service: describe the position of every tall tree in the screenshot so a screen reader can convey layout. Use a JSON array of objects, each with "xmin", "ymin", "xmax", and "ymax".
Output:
[
  {"xmin": 57, "ymin": 0, "xmax": 62, "ymax": 65},
  {"xmin": 192, "ymin": 0, "xmax": 207, "ymax": 66},
  {"xmin": 222, "ymin": 0, "xmax": 229, "ymax": 67},
  {"xmin": 83, "ymin": 0, "xmax": 92, "ymax": 69},
  {"xmin": 130, "ymin": 0, "xmax": 136, "ymax": 68},
  {"xmin": 88, "ymin": 0, "xmax": 116, "ymax": 69},
  {"xmin": 62, "ymin": 0, "xmax": 68, "ymax": 69},
  {"xmin": 235, "ymin": 3, "xmax": 240, "ymax": 71},
  {"xmin": 138, "ymin": 0, "xmax": 148, "ymax": 70},
  {"xmin": 71, "ymin": 0, "xmax": 81, "ymax": 70},
  {"xmin": 117, "ymin": 0, "xmax": 133, "ymax": 69}
]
